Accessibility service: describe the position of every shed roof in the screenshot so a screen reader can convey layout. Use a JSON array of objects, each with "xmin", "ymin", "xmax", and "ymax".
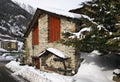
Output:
[{"xmin": 39, "ymin": 48, "xmax": 70, "ymax": 59}]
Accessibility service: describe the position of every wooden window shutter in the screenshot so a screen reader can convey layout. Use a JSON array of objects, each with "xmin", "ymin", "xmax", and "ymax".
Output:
[
  {"xmin": 33, "ymin": 25, "xmax": 39, "ymax": 45},
  {"xmin": 49, "ymin": 16, "xmax": 60, "ymax": 42}
]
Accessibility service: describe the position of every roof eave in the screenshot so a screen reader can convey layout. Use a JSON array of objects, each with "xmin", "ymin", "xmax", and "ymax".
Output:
[{"xmin": 24, "ymin": 8, "xmax": 41, "ymax": 38}]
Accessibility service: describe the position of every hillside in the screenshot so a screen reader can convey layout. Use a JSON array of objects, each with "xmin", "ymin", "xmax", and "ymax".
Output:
[{"xmin": 0, "ymin": 0, "xmax": 32, "ymax": 37}]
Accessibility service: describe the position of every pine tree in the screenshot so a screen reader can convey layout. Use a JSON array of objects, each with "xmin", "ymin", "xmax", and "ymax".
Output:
[{"xmin": 61, "ymin": 0, "xmax": 120, "ymax": 54}]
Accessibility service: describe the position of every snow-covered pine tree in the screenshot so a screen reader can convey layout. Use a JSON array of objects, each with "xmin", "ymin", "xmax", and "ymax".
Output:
[{"xmin": 61, "ymin": 0, "xmax": 120, "ymax": 54}]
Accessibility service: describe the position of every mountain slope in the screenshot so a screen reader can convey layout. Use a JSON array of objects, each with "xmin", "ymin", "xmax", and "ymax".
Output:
[{"xmin": 0, "ymin": 0, "xmax": 32, "ymax": 37}]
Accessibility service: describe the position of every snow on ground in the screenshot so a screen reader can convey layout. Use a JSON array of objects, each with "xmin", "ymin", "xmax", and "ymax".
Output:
[
  {"xmin": 0, "ymin": 48, "xmax": 7, "ymax": 52},
  {"xmin": 0, "ymin": 56, "xmax": 6, "ymax": 61},
  {"xmin": 0, "ymin": 53, "xmax": 16, "ymax": 61},
  {"xmin": 74, "ymin": 51, "xmax": 119, "ymax": 82},
  {"xmin": 5, "ymin": 51, "xmax": 120, "ymax": 82},
  {"xmin": 6, "ymin": 61, "xmax": 73, "ymax": 82}
]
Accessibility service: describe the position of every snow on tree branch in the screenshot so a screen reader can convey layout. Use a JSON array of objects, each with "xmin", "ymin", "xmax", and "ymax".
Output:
[{"xmin": 68, "ymin": 27, "xmax": 92, "ymax": 39}]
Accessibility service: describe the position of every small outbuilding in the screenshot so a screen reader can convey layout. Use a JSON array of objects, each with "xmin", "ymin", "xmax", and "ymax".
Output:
[{"xmin": 39, "ymin": 48, "xmax": 72, "ymax": 75}]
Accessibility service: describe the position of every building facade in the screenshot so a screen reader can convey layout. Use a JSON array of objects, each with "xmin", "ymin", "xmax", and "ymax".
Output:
[{"xmin": 24, "ymin": 8, "xmax": 82, "ymax": 75}]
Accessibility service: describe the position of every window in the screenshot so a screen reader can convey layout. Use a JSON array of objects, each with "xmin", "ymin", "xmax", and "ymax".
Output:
[
  {"xmin": 49, "ymin": 16, "xmax": 61, "ymax": 42},
  {"xmin": 33, "ymin": 25, "xmax": 39, "ymax": 45}
]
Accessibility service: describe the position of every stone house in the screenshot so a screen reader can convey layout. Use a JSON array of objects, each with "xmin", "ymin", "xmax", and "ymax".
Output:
[
  {"xmin": 24, "ymin": 8, "xmax": 82, "ymax": 75},
  {"xmin": 0, "ymin": 41, "xmax": 18, "ymax": 51},
  {"xmin": 0, "ymin": 35, "xmax": 18, "ymax": 51}
]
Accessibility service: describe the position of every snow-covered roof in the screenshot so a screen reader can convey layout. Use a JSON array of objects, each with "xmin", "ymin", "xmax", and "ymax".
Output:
[
  {"xmin": 38, "ymin": 7, "xmax": 82, "ymax": 19},
  {"xmin": 39, "ymin": 48, "xmax": 70, "ymax": 59}
]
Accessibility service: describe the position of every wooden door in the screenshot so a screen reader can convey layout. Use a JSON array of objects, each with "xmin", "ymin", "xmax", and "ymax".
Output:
[{"xmin": 34, "ymin": 57, "xmax": 40, "ymax": 69}]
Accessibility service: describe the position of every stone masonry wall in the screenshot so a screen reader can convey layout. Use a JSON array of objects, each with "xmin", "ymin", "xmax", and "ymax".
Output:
[
  {"xmin": 26, "ymin": 32, "xmax": 33, "ymax": 63},
  {"xmin": 26, "ymin": 14, "xmax": 78, "ymax": 72}
]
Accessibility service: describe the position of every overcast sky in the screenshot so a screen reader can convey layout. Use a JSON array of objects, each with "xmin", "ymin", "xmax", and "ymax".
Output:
[
  {"xmin": 12, "ymin": 0, "xmax": 91, "ymax": 11},
  {"xmin": 38, "ymin": 0, "xmax": 91, "ymax": 11}
]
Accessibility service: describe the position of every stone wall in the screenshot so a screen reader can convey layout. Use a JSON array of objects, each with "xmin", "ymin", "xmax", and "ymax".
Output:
[{"xmin": 25, "ymin": 32, "xmax": 32, "ymax": 63}]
